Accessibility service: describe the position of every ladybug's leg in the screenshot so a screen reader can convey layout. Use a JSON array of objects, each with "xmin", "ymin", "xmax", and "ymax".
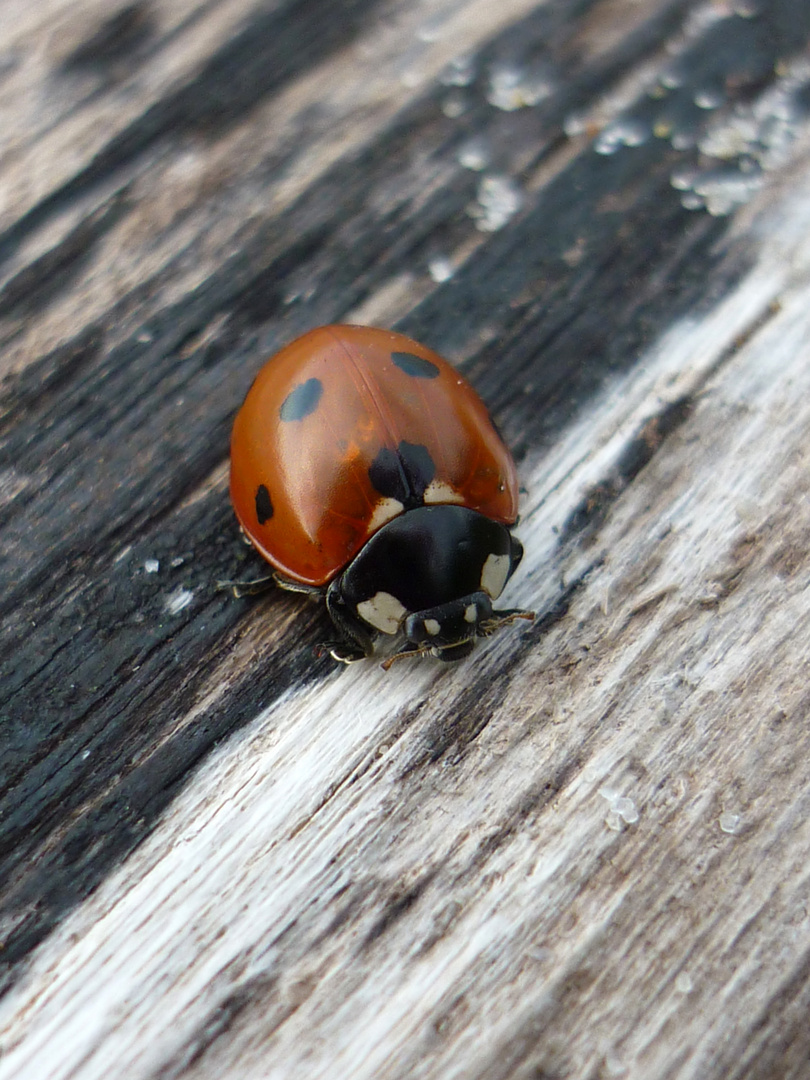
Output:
[
  {"xmin": 322, "ymin": 580, "xmax": 375, "ymax": 663},
  {"xmin": 380, "ymin": 642, "xmax": 434, "ymax": 670},
  {"xmin": 273, "ymin": 575, "xmax": 324, "ymax": 597},
  {"xmin": 217, "ymin": 574, "xmax": 276, "ymax": 597},
  {"xmin": 218, "ymin": 572, "xmax": 323, "ymax": 599},
  {"xmin": 479, "ymin": 608, "xmax": 535, "ymax": 636}
]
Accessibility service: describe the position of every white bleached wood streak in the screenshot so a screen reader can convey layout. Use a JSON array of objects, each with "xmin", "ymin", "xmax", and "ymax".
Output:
[{"xmin": 4, "ymin": 176, "xmax": 810, "ymax": 1080}]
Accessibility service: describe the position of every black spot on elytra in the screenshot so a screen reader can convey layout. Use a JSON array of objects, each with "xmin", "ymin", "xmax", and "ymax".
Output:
[
  {"xmin": 280, "ymin": 378, "xmax": 323, "ymax": 421},
  {"xmin": 392, "ymin": 351, "xmax": 440, "ymax": 379},
  {"xmin": 369, "ymin": 442, "xmax": 435, "ymax": 507},
  {"xmin": 255, "ymin": 485, "xmax": 274, "ymax": 524}
]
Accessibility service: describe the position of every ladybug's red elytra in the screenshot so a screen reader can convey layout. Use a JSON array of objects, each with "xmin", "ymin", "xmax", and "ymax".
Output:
[{"xmin": 229, "ymin": 324, "xmax": 533, "ymax": 665}]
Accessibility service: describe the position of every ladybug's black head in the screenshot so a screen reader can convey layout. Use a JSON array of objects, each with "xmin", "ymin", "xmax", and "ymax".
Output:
[
  {"xmin": 327, "ymin": 505, "xmax": 533, "ymax": 665},
  {"xmin": 402, "ymin": 591, "xmax": 492, "ymax": 661}
]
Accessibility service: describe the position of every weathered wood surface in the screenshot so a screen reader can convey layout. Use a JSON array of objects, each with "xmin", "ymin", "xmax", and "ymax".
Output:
[{"xmin": 3, "ymin": 0, "xmax": 810, "ymax": 1077}]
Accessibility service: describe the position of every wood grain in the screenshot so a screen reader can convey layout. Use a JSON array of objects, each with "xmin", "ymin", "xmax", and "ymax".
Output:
[{"xmin": 2, "ymin": 0, "xmax": 810, "ymax": 1077}]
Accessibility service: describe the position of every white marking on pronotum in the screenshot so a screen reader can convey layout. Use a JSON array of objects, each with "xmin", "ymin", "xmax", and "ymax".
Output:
[
  {"xmin": 357, "ymin": 592, "xmax": 408, "ymax": 635},
  {"xmin": 424, "ymin": 618, "xmax": 441, "ymax": 636},
  {"xmin": 464, "ymin": 604, "xmax": 478, "ymax": 623},
  {"xmin": 481, "ymin": 553, "xmax": 510, "ymax": 598},
  {"xmin": 423, "ymin": 480, "xmax": 465, "ymax": 505},
  {"xmin": 368, "ymin": 497, "xmax": 404, "ymax": 531}
]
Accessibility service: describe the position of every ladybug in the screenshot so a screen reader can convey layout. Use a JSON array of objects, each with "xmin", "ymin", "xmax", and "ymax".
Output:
[{"xmin": 229, "ymin": 325, "xmax": 533, "ymax": 666}]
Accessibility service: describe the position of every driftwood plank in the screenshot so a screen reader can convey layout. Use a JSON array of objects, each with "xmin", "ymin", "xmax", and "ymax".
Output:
[{"xmin": 2, "ymin": 0, "xmax": 810, "ymax": 1077}]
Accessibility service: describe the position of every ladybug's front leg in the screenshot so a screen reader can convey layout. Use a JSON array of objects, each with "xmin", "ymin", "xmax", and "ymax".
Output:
[
  {"xmin": 323, "ymin": 580, "xmax": 375, "ymax": 663},
  {"xmin": 218, "ymin": 571, "xmax": 323, "ymax": 599},
  {"xmin": 217, "ymin": 574, "xmax": 276, "ymax": 598}
]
